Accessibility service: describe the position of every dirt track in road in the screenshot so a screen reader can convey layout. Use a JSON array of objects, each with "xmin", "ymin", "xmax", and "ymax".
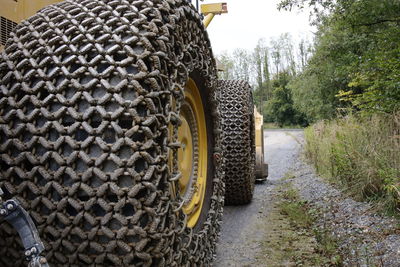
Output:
[{"xmin": 215, "ymin": 130, "xmax": 304, "ymax": 266}]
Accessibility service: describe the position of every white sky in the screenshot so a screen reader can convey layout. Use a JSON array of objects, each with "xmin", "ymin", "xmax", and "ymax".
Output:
[{"xmin": 200, "ymin": 0, "xmax": 315, "ymax": 54}]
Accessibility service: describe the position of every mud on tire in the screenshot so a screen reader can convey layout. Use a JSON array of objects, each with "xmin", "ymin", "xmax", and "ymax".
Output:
[
  {"xmin": 218, "ymin": 80, "xmax": 255, "ymax": 205},
  {"xmin": 0, "ymin": 0, "xmax": 224, "ymax": 266}
]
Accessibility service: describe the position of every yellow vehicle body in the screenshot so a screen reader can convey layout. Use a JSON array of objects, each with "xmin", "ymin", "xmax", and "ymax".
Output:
[
  {"xmin": 254, "ymin": 107, "xmax": 268, "ymax": 179},
  {"xmin": 0, "ymin": 0, "xmax": 61, "ymax": 50},
  {"xmin": 201, "ymin": 2, "xmax": 228, "ymax": 28}
]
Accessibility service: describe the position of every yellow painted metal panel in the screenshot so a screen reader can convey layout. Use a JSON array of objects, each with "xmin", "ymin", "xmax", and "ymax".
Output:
[
  {"xmin": 0, "ymin": 0, "xmax": 62, "ymax": 51},
  {"xmin": 23, "ymin": 0, "xmax": 62, "ymax": 21},
  {"xmin": 254, "ymin": 106, "xmax": 268, "ymax": 178},
  {"xmin": 200, "ymin": 3, "xmax": 228, "ymax": 15},
  {"xmin": 179, "ymin": 79, "xmax": 208, "ymax": 228},
  {"xmin": 203, "ymin": 13, "xmax": 215, "ymax": 28},
  {"xmin": 0, "ymin": 0, "xmax": 62, "ymax": 23},
  {"xmin": 254, "ymin": 107, "xmax": 263, "ymax": 147},
  {"xmin": 1, "ymin": 0, "xmax": 20, "ymax": 22}
]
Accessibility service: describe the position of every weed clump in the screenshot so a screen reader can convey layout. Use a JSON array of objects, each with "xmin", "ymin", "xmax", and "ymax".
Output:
[{"xmin": 304, "ymin": 113, "xmax": 400, "ymax": 214}]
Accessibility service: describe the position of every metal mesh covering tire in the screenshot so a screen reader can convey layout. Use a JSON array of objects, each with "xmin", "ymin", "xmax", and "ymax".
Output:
[
  {"xmin": 218, "ymin": 80, "xmax": 255, "ymax": 205},
  {"xmin": 0, "ymin": 0, "xmax": 224, "ymax": 266}
]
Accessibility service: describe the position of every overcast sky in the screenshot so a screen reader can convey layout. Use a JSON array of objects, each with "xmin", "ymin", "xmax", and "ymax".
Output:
[{"xmin": 199, "ymin": 0, "xmax": 315, "ymax": 54}]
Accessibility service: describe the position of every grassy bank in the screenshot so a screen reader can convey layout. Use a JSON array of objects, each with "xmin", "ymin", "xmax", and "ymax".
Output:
[{"xmin": 304, "ymin": 113, "xmax": 400, "ymax": 213}]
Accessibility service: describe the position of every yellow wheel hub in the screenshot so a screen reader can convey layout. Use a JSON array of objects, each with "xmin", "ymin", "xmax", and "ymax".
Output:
[{"xmin": 177, "ymin": 78, "xmax": 208, "ymax": 228}]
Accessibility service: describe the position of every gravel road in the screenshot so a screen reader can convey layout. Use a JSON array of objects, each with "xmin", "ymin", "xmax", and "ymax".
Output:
[
  {"xmin": 215, "ymin": 129, "xmax": 304, "ymax": 266},
  {"xmin": 215, "ymin": 129, "xmax": 400, "ymax": 267}
]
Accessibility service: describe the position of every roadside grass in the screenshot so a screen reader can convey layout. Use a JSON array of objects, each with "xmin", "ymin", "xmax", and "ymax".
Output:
[
  {"xmin": 304, "ymin": 113, "xmax": 400, "ymax": 215},
  {"xmin": 279, "ymin": 185, "xmax": 341, "ymax": 264},
  {"xmin": 313, "ymin": 225, "xmax": 342, "ymax": 265},
  {"xmin": 280, "ymin": 188, "xmax": 314, "ymax": 229},
  {"xmin": 257, "ymin": 179, "xmax": 342, "ymax": 266},
  {"xmin": 282, "ymin": 171, "xmax": 296, "ymax": 181}
]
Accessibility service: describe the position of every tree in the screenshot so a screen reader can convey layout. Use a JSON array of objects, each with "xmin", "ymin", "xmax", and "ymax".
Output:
[
  {"xmin": 217, "ymin": 51, "xmax": 235, "ymax": 80},
  {"xmin": 297, "ymin": 38, "xmax": 312, "ymax": 71},
  {"xmin": 281, "ymin": 0, "xmax": 400, "ymax": 119},
  {"xmin": 264, "ymin": 72, "xmax": 308, "ymax": 126},
  {"xmin": 232, "ymin": 49, "xmax": 251, "ymax": 82},
  {"xmin": 270, "ymin": 33, "xmax": 297, "ymax": 77},
  {"xmin": 216, "ymin": 35, "xmax": 309, "ymax": 126},
  {"xmin": 263, "ymin": 47, "xmax": 272, "ymax": 100},
  {"xmin": 270, "ymin": 38, "xmax": 282, "ymax": 75},
  {"xmin": 252, "ymin": 39, "xmax": 271, "ymax": 110},
  {"xmin": 253, "ymin": 39, "xmax": 264, "ymax": 91}
]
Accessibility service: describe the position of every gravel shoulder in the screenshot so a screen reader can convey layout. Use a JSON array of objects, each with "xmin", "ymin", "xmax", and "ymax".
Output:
[
  {"xmin": 292, "ymin": 138, "xmax": 400, "ymax": 267},
  {"xmin": 215, "ymin": 130, "xmax": 400, "ymax": 267}
]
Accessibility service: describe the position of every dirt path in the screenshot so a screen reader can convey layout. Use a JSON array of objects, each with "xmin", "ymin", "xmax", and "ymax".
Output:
[{"xmin": 215, "ymin": 130, "xmax": 304, "ymax": 266}]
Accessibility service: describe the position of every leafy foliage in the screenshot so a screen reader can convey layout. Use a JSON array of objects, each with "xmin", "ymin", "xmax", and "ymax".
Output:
[
  {"xmin": 265, "ymin": 72, "xmax": 308, "ymax": 127},
  {"xmin": 282, "ymin": 0, "xmax": 400, "ymax": 119}
]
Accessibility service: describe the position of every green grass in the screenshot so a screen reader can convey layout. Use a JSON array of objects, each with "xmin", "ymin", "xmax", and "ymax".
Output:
[
  {"xmin": 281, "ymin": 171, "xmax": 296, "ymax": 181},
  {"xmin": 313, "ymin": 227, "xmax": 342, "ymax": 264},
  {"xmin": 304, "ymin": 113, "xmax": 400, "ymax": 214},
  {"xmin": 280, "ymin": 186, "xmax": 342, "ymax": 265},
  {"xmin": 279, "ymin": 188, "xmax": 314, "ymax": 229},
  {"xmin": 257, "ymin": 181, "xmax": 342, "ymax": 266}
]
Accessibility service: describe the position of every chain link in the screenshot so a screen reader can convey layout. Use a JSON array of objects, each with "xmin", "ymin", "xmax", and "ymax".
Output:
[
  {"xmin": 0, "ymin": 0, "xmax": 224, "ymax": 265},
  {"xmin": 217, "ymin": 80, "xmax": 255, "ymax": 205}
]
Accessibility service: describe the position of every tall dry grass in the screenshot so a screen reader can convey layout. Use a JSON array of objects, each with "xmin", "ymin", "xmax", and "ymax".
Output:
[{"xmin": 304, "ymin": 113, "xmax": 400, "ymax": 213}]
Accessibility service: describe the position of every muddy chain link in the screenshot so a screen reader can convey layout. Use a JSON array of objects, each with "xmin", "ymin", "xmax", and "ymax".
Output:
[
  {"xmin": 0, "ymin": 0, "xmax": 224, "ymax": 266},
  {"xmin": 217, "ymin": 80, "xmax": 255, "ymax": 205}
]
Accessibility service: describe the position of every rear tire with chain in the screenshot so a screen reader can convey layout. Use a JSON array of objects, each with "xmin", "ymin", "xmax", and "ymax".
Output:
[
  {"xmin": 0, "ymin": 0, "xmax": 224, "ymax": 266},
  {"xmin": 218, "ymin": 80, "xmax": 255, "ymax": 205}
]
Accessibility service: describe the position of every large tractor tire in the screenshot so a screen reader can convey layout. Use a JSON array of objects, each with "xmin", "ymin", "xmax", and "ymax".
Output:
[
  {"xmin": 0, "ymin": 0, "xmax": 224, "ymax": 266},
  {"xmin": 218, "ymin": 80, "xmax": 255, "ymax": 205}
]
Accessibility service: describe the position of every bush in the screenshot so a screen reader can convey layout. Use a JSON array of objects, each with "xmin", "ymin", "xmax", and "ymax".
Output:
[{"xmin": 305, "ymin": 113, "xmax": 400, "ymax": 213}]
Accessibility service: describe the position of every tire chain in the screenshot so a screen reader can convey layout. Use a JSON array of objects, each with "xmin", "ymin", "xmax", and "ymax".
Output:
[
  {"xmin": 0, "ymin": 0, "xmax": 224, "ymax": 266},
  {"xmin": 217, "ymin": 80, "xmax": 255, "ymax": 205}
]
